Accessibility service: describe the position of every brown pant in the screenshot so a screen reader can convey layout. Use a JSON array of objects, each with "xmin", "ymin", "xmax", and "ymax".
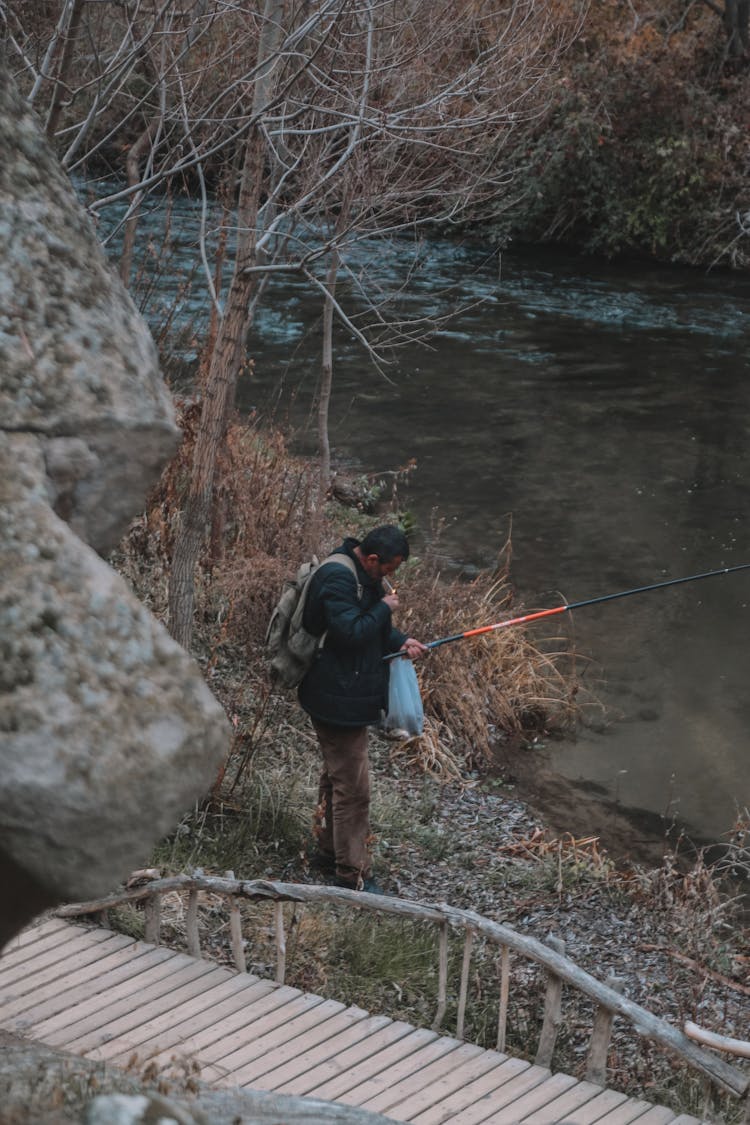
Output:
[{"xmin": 312, "ymin": 718, "xmax": 371, "ymax": 885}]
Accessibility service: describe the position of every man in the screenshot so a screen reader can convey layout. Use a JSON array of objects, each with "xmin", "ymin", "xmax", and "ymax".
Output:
[{"xmin": 298, "ymin": 525, "xmax": 426, "ymax": 892}]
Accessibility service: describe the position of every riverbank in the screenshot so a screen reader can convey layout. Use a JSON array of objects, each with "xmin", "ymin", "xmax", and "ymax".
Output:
[
  {"xmin": 101, "ymin": 414, "xmax": 749, "ymax": 1118},
  {"xmin": 489, "ymin": 738, "xmax": 705, "ymax": 870}
]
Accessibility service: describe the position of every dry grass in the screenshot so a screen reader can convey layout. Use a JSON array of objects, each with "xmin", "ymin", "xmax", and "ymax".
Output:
[{"xmin": 399, "ymin": 565, "xmax": 581, "ymax": 769}]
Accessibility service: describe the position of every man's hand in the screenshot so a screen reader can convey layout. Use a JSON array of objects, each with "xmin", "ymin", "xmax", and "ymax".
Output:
[{"xmin": 402, "ymin": 637, "xmax": 428, "ymax": 660}]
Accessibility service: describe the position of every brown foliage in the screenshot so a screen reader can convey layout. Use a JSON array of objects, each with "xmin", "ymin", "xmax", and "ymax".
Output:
[
  {"xmin": 502, "ymin": 0, "xmax": 750, "ymax": 266},
  {"xmin": 398, "ymin": 565, "xmax": 579, "ymax": 769}
]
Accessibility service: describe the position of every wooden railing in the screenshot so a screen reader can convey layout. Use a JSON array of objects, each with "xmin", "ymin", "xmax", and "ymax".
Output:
[{"xmin": 55, "ymin": 874, "xmax": 750, "ymax": 1108}]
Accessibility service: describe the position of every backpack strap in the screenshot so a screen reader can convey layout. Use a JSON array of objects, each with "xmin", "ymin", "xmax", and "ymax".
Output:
[
  {"xmin": 313, "ymin": 552, "xmax": 364, "ymax": 650},
  {"xmin": 320, "ymin": 552, "xmax": 363, "ymax": 600}
]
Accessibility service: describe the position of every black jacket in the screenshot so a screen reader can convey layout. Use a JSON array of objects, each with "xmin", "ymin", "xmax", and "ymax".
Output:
[{"xmin": 298, "ymin": 538, "xmax": 406, "ymax": 727}]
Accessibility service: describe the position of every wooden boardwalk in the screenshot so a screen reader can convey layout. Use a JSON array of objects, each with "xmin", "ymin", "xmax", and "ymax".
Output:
[{"xmin": 0, "ymin": 918, "xmax": 706, "ymax": 1125}]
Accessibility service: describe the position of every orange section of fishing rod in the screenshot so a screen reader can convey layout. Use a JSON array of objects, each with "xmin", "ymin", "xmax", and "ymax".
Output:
[
  {"xmin": 393, "ymin": 605, "xmax": 570, "ymax": 658},
  {"xmin": 460, "ymin": 604, "xmax": 568, "ymax": 639}
]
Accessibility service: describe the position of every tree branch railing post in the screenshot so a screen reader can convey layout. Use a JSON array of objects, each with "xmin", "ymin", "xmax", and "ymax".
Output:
[
  {"xmin": 432, "ymin": 921, "xmax": 449, "ymax": 1032},
  {"xmin": 185, "ymin": 867, "xmax": 202, "ymax": 959},
  {"xmin": 496, "ymin": 945, "xmax": 510, "ymax": 1054},
  {"xmin": 535, "ymin": 934, "xmax": 565, "ymax": 1068},
  {"xmin": 274, "ymin": 900, "xmax": 286, "ymax": 984},
  {"xmin": 225, "ymin": 870, "xmax": 246, "ymax": 973},
  {"xmin": 456, "ymin": 928, "xmax": 474, "ymax": 1041},
  {"xmin": 143, "ymin": 892, "xmax": 161, "ymax": 946},
  {"xmin": 586, "ymin": 974, "xmax": 626, "ymax": 1086}
]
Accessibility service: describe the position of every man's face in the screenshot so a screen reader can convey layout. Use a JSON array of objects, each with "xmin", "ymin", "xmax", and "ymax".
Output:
[{"xmin": 362, "ymin": 554, "xmax": 403, "ymax": 583}]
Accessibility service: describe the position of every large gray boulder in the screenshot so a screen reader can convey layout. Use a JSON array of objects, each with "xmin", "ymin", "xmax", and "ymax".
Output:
[
  {"xmin": 0, "ymin": 63, "xmax": 178, "ymax": 555},
  {"xmin": 0, "ymin": 67, "xmax": 229, "ymax": 947},
  {"xmin": 0, "ymin": 435, "xmax": 229, "ymax": 919}
]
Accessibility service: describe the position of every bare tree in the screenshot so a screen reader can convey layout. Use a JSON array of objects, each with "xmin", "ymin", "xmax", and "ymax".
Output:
[{"xmin": 167, "ymin": 0, "xmax": 292, "ymax": 647}]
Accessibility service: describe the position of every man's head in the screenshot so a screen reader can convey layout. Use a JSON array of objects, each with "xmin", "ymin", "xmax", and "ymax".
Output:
[{"xmin": 358, "ymin": 525, "xmax": 409, "ymax": 582}]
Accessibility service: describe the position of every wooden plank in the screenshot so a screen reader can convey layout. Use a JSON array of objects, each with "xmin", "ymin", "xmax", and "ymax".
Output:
[
  {"xmin": 8, "ymin": 948, "xmax": 184, "ymax": 1037},
  {"xmin": 199, "ymin": 992, "xmax": 331, "ymax": 1079},
  {"xmin": 0, "ymin": 932, "xmax": 135, "ymax": 1000},
  {"xmin": 547, "ymin": 1087, "xmax": 631, "ymax": 1125},
  {"xmin": 152, "ymin": 982, "xmax": 306, "ymax": 1067},
  {"xmin": 291, "ymin": 1026, "xmax": 441, "ymax": 1103},
  {"xmin": 232, "ymin": 1005, "xmax": 374, "ymax": 1088},
  {"xmin": 481, "ymin": 1072, "xmax": 580, "ymax": 1123},
  {"xmin": 519, "ymin": 1079, "xmax": 608, "ymax": 1124},
  {"xmin": 592, "ymin": 1099, "xmax": 669, "ymax": 1125},
  {"xmin": 440, "ymin": 1064, "xmax": 552, "ymax": 1125},
  {"xmin": 205, "ymin": 997, "xmax": 347, "ymax": 1083},
  {"xmin": 623, "ymin": 1109, "xmax": 677, "ymax": 1125},
  {"xmin": 280, "ymin": 1020, "xmax": 418, "ymax": 1099},
  {"xmin": 91, "ymin": 972, "xmax": 273, "ymax": 1057},
  {"xmin": 18, "ymin": 946, "xmax": 183, "ymax": 1037},
  {"xmin": 1, "ymin": 919, "xmax": 73, "ymax": 955},
  {"xmin": 261, "ymin": 1013, "xmax": 394, "ymax": 1093},
  {"xmin": 0, "ymin": 925, "xmax": 113, "ymax": 981},
  {"xmin": 106, "ymin": 976, "xmax": 278, "ymax": 1067},
  {"xmin": 667, "ymin": 1116, "xmax": 705, "ymax": 1125},
  {"xmin": 410, "ymin": 1057, "xmax": 532, "ymax": 1125},
  {"xmin": 338, "ymin": 1035, "xmax": 466, "ymax": 1108},
  {"xmin": 358, "ymin": 1042, "xmax": 484, "ymax": 1113},
  {"xmin": 33, "ymin": 955, "xmax": 215, "ymax": 1045},
  {"xmin": 359, "ymin": 1042, "xmax": 487, "ymax": 1116},
  {"xmin": 67, "ymin": 962, "xmax": 226, "ymax": 1055},
  {"xmin": 199, "ymin": 990, "xmax": 327, "ymax": 1065},
  {"xmin": 0, "ymin": 940, "xmax": 161, "ymax": 1022},
  {"xmin": 380, "ymin": 1048, "xmax": 516, "ymax": 1122}
]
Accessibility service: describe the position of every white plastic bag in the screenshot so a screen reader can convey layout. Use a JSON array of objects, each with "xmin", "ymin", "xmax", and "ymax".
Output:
[{"xmin": 385, "ymin": 657, "xmax": 424, "ymax": 737}]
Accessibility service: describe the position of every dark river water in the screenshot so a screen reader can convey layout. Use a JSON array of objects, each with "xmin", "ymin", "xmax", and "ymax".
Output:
[
  {"xmin": 109, "ymin": 192, "xmax": 750, "ymax": 849},
  {"xmin": 240, "ymin": 240, "xmax": 750, "ymax": 849}
]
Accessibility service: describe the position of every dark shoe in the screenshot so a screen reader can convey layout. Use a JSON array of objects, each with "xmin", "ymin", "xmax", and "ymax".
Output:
[
  {"xmin": 334, "ymin": 875, "xmax": 386, "ymax": 896},
  {"xmin": 333, "ymin": 874, "xmax": 358, "ymax": 890},
  {"xmin": 309, "ymin": 851, "xmax": 336, "ymax": 877},
  {"xmin": 361, "ymin": 877, "xmax": 386, "ymax": 896}
]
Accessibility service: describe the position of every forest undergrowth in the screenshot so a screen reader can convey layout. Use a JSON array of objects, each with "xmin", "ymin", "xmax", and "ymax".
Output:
[{"xmin": 108, "ymin": 406, "xmax": 750, "ymax": 1121}]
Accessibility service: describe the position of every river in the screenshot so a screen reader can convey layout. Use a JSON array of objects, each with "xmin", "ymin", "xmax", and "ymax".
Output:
[
  {"xmin": 242, "ymin": 240, "xmax": 750, "ymax": 852},
  {"xmin": 106, "ymin": 194, "xmax": 750, "ymax": 851}
]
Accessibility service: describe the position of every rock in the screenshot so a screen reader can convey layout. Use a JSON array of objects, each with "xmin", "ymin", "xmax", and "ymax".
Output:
[
  {"xmin": 0, "ymin": 434, "xmax": 229, "ymax": 941},
  {"xmin": 0, "ymin": 69, "xmax": 230, "ymax": 947},
  {"xmin": 85, "ymin": 1093, "xmax": 207, "ymax": 1125},
  {"xmin": 0, "ymin": 66, "xmax": 179, "ymax": 555}
]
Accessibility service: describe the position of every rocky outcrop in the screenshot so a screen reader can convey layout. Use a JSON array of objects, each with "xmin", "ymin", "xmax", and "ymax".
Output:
[
  {"xmin": 0, "ymin": 65, "xmax": 178, "ymax": 555},
  {"xmin": 0, "ymin": 66, "xmax": 229, "ymax": 947}
]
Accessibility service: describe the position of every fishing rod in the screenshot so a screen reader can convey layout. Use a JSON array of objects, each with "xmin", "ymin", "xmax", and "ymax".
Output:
[{"xmin": 385, "ymin": 562, "xmax": 750, "ymax": 659}]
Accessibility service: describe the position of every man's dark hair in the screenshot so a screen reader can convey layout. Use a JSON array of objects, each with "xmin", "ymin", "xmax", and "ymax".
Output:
[{"xmin": 360, "ymin": 525, "xmax": 410, "ymax": 563}]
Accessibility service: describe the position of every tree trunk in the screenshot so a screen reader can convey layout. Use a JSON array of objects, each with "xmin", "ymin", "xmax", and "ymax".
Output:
[
  {"xmin": 167, "ymin": 0, "xmax": 285, "ymax": 649},
  {"xmin": 44, "ymin": 0, "xmax": 84, "ymax": 139},
  {"xmin": 318, "ymin": 245, "xmax": 340, "ymax": 495},
  {"xmin": 120, "ymin": 124, "xmax": 159, "ymax": 288}
]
